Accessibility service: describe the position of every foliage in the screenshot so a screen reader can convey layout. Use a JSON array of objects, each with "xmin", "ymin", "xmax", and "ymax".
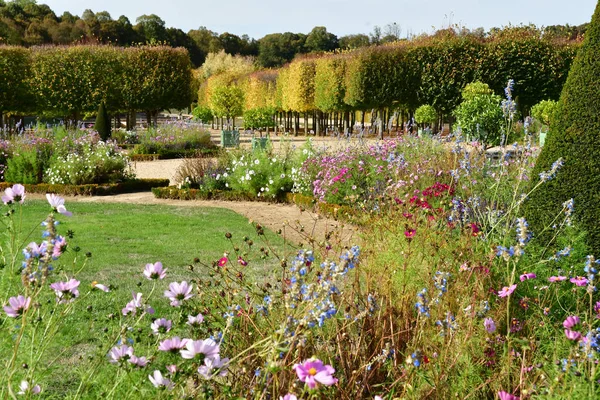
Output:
[
  {"xmin": 530, "ymin": 99, "xmax": 558, "ymax": 126},
  {"xmin": 94, "ymin": 102, "xmax": 111, "ymax": 141},
  {"xmin": 280, "ymin": 59, "xmax": 316, "ymax": 113},
  {"xmin": 4, "ymin": 137, "xmax": 53, "ymax": 184},
  {"xmin": 414, "ymin": 104, "xmax": 437, "ymax": 125},
  {"xmin": 191, "ymin": 106, "xmax": 214, "ymax": 123},
  {"xmin": 0, "ymin": 46, "xmax": 33, "ymax": 113},
  {"xmin": 454, "ymin": 82, "xmax": 504, "ymax": 146},
  {"xmin": 200, "ymin": 50, "xmax": 255, "ymax": 79},
  {"xmin": 527, "ymin": 2, "xmax": 600, "ymax": 254},
  {"xmin": 314, "ymin": 55, "xmax": 348, "ymax": 112},
  {"xmin": 131, "ymin": 122, "xmax": 214, "ymax": 155},
  {"xmin": 241, "ymin": 70, "xmax": 278, "ymax": 111},
  {"xmin": 243, "ymin": 108, "xmax": 276, "ymax": 130},
  {"xmin": 209, "ymin": 83, "xmax": 244, "ymax": 119}
]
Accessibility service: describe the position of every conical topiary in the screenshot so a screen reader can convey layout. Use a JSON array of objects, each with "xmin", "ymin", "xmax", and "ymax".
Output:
[
  {"xmin": 526, "ymin": 1, "xmax": 600, "ymax": 253},
  {"xmin": 94, "ymin": 102, "xmax": 111, "ymax": 141}
]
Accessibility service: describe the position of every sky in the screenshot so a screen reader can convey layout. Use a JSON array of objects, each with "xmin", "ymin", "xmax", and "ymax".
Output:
[{"xmin": 39, "ymin": 0, "xmax": 598, "ymax": 39}]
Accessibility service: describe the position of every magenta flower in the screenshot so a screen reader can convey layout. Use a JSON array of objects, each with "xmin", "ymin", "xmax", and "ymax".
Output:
[
  {"xmin": 549, "ymin": 276, "xmax": 567, "ymax": 282},
  {"xmin": 519, "ymin": 273, "xmax": 536, "ymax": 281},
  {"xmin": 129, "ymin": 355, "xmax": 149, "ymax": 368},
  {"xmin": 3, "ymin": 295, "xmax": 31, "ymax": 318},
  {"xmin": 564, "ymin": 329, "xmax": 582, "ymax": 341},
  {"xmin": 164, "ymin": 281, "xmax": 194, "ymax": 306},
  {"xmin": 148, "ymin": 370, "xmax": 174, "ymax": 390},
  {"xmin": 108, "ymin": 345, "xmax": 134, "ymax": 364},
  {"xmin": 497, "ymin": 284, "xmax": 517, "ymax": 298},
  {"xmin": 280, "ymin": 395, "xmax": 298, "ymax": 400},
  {"xmin": 18, "ymin": 380, "xmax": 41, "ymax": 395},
  {"xmin": 151, "ymin": 318, "xmax": 172, "ymax": 334},
  {"xmin": 46, "ymin": 193, "xmax": 72, "ymax": 217},
  {"xmin": 143, "ymin": 262, "xmax": 167, "ymax": 280},
  {"xmin": 404, "ymin": 229, "xmax": 416, "ymax": 238},
  {"xmin": 498, "ymin": 391, "xmax": 519, "ymax": 400},
  {"xmin": 563, "ymin": 315, "xmax": 580, "ymax": 329},
  {"xmin": 292, "ymin": 358, "xmax": 338, "ymax": 389},
  {"xmin": 237, "ymin": 256, "xmax": 248, "ymax": 266},
  {"xmin": 218, "ymin": 257, "xmax": 228, "ymax": 267},
  {"xmin": 50, "ymin": 279, "xmax": 80, "ymax": 303},
  {"xmin": 158, "ymin": 337, "xmax": 189, "ymax": 353},
  {"xmin": 187, "ymin": 313, "xmax": 204, "ymax": 326},
  {"xmin": 570, "ymin": 276, "xmax": 589, "ymax": 286},
  {"xmin": 2, "ymin": 184, "xmax": 26, "ymax": 204},
  {"xmin": 197, "ymin": 355, "xmax": 230, "ymax": 379},
  {"xmin": 180, "ymin": 338, "xmax": 219, "ymax": 360},
  {"xmin": 484, "ymin": 317, "xmax": 496, "ymax": 333}
]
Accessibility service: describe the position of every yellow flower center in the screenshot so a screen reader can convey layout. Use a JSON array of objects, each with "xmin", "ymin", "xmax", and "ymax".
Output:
[{"xmin": 308, "ymin": 367, "xmax": 317, "ymax": 376}]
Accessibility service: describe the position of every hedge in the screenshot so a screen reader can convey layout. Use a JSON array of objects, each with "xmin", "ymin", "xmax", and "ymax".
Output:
[
  {"xmin": 0, "ymin": 179, "xmax": 170, "ymax": 196},
  {"xmin": 129, "ymin": 148, "xmax": 220, "ymax": 162}
]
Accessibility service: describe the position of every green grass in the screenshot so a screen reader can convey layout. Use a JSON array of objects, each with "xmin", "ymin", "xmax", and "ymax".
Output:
[{"xmin": 0, "ymin": 200, "xmax": 287, "ymax": 398}]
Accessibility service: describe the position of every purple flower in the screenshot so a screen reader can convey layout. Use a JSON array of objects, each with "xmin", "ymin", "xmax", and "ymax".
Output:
[
  {"xmin": 197, "ymin": 355, "xmax": 230, "ymax": 379},
  {"xmin": 164, "ymin": 281, "xmax": 194, "ymax": 306},
  {"xmin": 549, "ymin": 276, "xmax": 567, "ymax": 282},
  {"xmin": 52, "ymin": 236, "xmax": 68, "ymax": 259},
  {"xmin": 292, "ymin": 358, "xmax": 338, "ymax": 389},
  {"xmin": 18, "ymin": 380, "xmax": 41, "ymax": 395},
  {"xmin": 151, "ymin": 318, "xmax": 172, "ymax": 334},
  {"xmin": 50, "ymin": 279, "xmax": 80, "ymax": 303},
  {"xmin": 108, "ymin": 345, "xmax": 134, "ymax": 364},
  {"xmin": 280, "ymin": 395, "xmax": 298, "ymax": 400},
  {"xmin": 497, "ymin": 284, "xmax": 517, "ymax": 298},
  {"xmin": 143, "ymin": 262, "xmax": 167, "ymax": 280},
  {"xmin": 46, "ymin": 193, "xmax": 72, "ymax": 217},
  {"xmin": 2, "ymin": 184, "xmax": 26, "ymax": 204},
  {"xmin": 498, "ymin": 391, "xmax": 519, "ymax": 400},
  {"xmin": 158, "ymin": 337, "xmax": 189, "ymax": 353},
  {"xmin": 570, "ymin": 276, "xmax": 589, "ymax": 286},
  {"xmin": 92, "ymin": 282, "xmax": 110, "ymax": 292},
  {"xmin": 148, "ymin": 370, "xmax": 174, "ymax": 390},
  {"xmin": 484, "ymin": 317, "xmax": 496, "ymax": 333},
  {"xmin": 519, "ymin": 273, "xmax": 536, "ymax": 282},
  {"xmin": 564, "ymin": 329, "xmax": 582, "ymax": 341},
  {"xmin": 187, "ymin": 313, "xmax": 204, "ymax": 327},
  {"xmin": 3, "ymin": 295, "xmax": 31, "ymax": 318},
  {"xmin": 180, "ymin": 338, "xmax": 219, "ymax": 360},
  {"xmin": 24, "ymin": 242, "xmax": 47, "ymax": 259},
  {"xmin": 129, "ymin": 355, "xmax": 149, "ymax": 368},
  {"xmin": 122, "ymin": 292, "xmax": 143, "ymax": 316},
  {"xmin": 563, "ymin": 315, "xmax": 580, "ymax": 329}
]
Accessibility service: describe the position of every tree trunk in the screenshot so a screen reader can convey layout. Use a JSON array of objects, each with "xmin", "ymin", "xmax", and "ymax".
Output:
[
  {"xmin": 304, "ymin": 112, "xmax": 308, "ymax": 135},
  {"xmin": 361, "ymin": 110, "xmax": 365, "ymax": 129},
  {"xmin": 379, "ymin": 109, "xmax": 385, "ymax": 140}
]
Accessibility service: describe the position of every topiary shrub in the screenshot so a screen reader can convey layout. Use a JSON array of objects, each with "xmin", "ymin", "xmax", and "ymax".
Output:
[
  {"xmin": 414, "ymin": 105, "xmax": 437, "ymax": 127},
  {"xmin": 453, "ymin": 81, "xmax": 503, "ymax": 147},
  {"xmin": 526, "ymin": 1, "xmax": 600, "ymax": 254},
  {"xmin": 94, "ymin": 102, "xmax": 111, "ymax": 141}
]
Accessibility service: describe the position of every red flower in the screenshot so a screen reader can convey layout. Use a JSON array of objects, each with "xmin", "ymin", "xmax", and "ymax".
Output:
[{"xmin": 218, "ymin": 257, "xmax": 228, "ymax": 267}]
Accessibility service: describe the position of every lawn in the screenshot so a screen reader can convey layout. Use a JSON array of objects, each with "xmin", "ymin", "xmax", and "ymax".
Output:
[{"xmin": 0, "ymin": 200, "xmax": 287, "ymax": 398}]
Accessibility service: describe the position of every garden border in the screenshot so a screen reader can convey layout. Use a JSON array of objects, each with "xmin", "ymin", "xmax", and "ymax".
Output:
[{"xmin": 0, "ymin": 179, "xmax": 170, "ymax": 196}]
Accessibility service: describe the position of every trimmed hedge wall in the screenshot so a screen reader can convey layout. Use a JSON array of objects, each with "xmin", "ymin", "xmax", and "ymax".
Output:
[
  {"xmin": 526, "ymin": 2, "xmax": 600, "ymax": 254},
  {"xmin": 1, "ymin": 179, "xmax": 170, "ymax": 196}
]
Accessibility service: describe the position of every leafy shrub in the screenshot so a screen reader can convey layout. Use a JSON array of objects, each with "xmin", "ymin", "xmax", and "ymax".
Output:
[
  {"xmin": 174, "ymin": 157, "xmax": 228, "ymax": 191},
  {"xmin": 414, "ymin": 104, "xmax": 437, "ymax": 126},
  {"xmin": 5, "ymin": 139, "xmax": 53, "ymax": 184},
  {"xmin": 454, "ymin": 82, "xmax": 504, "ymax": 147},
  {"xmin": 131, "ymin": 123, "xmax": 214, "ymax": 155},
  {"xmin": 530, "ymin": 99, "xmax": 558, "ymax": 126},
  {"xmin": 527, "ymin": 2, "xmax": 600, "ymax": 254},
  {"xmin": 191, "ymin": 106, "xmax": 214, "ymax": 123},
  {"xmin": 243, "ymin": 107, "xmax": 276, "ymax": 130}
]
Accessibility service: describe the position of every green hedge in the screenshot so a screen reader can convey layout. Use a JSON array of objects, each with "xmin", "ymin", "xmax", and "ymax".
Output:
[
  {"xmin": 0, "ymin": 179, "xmax": 170, "ymax": 196},
  {"xmin": 0, "ymin": 46, "xmax": 34, "ymax": 114},
  {"xmin": 526, "ymin": 2, "xmax": 600, "ymax": 254},
  {"xmin": 152, "ymin": 187, "xmax": 261, "ymax": 201},
  {"xmin": 129, "ymin": 148, "xmax": 220, "ymax": 161}
]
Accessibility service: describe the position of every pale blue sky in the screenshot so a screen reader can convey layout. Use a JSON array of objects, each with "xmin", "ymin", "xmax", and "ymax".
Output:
[{"xmin": 40, "ymin": 0, "xmax": 597, "ymax": 38}]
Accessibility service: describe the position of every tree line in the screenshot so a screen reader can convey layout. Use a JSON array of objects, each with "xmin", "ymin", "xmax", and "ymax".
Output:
[{"xmin": 0, "ymin": 0, "xmax": 589, "ymax": 68}]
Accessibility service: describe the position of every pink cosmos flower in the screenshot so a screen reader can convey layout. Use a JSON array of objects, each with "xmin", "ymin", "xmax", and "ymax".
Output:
[
  {"xmin": 218, "ymin": 257, "xmax": 228, "ymax": 267},
  {"xmin": 122, "ymin": 292, "xmax": 143, "ymax": 316},
  {"xmin": 237, "ymin": 256, "xmax": 248, "ymax": 266},
  {"xmin": 549, "ymin": 276, "xmax": 567, "ymax": 282},
  {"xmin": 143, "ymin": 262, "xmax": 167, "ymax": 280},
  {"xmin": 148, "ymin": 370, "xmax": 174, "ymax": 390},
  {"xmin": 18, "ymin": 380, "xmax": 41, "ymax": 395},
  {"xmin": 108, "ymin": 345, "xmax": 134, "ymax": 364},
  {"xmin": 497, "ymin": 284, "xmax": 517, "ymax": 298},
  {"xmin": 158, "ymin": 337, "xmax": 189, "ymax": 353},
  {"xmin": 25, "ymin": 242, "xmax": 47, "ymax": 258},
  {"xmin": 280, "ymin": 395, "xmax": 298, "ymax": 400},
  {"xmin": 50, "ymin": 279, "xmax": 80, "ymax": 303},
  {"xmin": 404, "ymin": 229, "xmax": 416, "ymax": 238},
  {"xmin": 180, "ymin": 338, "xmax": 219, "ymax": 360},
  {"xmin": 187, "ymin": 313, "xmax": 204, "ymax": 326},
  {"xmin": 497, "ymin": 391, "xmax": 519, "ymax": 400},
  {"xmin": 166, "ymin": 364, "xmax": 177, "ymax": 375},
  {"xmin": 52, "ymin": 236, "xmax": 68, "ymax": 259},
  {"xmin": 164, "ymin": 281, "xmax": 194, "ymax": 306},
  {"xmin": 129, "ymin": 355, "xmax": 149, "ymax": 368},
  {"xmin": 3, "ymin": 184, "xmax": 26, "ymax": 204},
  {"xmin": 484, "ymin": 317, "xmax": 496, "ymax": 333},
  {"xmin": 519, "ymin": 273, "xmax": 536, "ymax": 281},
  {"xmin": 92, "ymin": 282, "xmax": 110, "ymax": 292},
  {"xmin": 151, "ymin": 318, "xmax": 172, "ymax": 334},
  {"xmin": 564, "ymin": 329, "xmax": 582, "ymax": 341},
  {"xmin": 563, "ymin": 315, "xmax": 580, "ymax": 329},
  {"xmin": 570, "ymin": 276, "xmax": 588, "ymax": 286},
  {"xmin": 374, "ymin": 397, "xmax": 384, "ymax": 400},
  {"xmin": 46, "ymin": 193, "xmax": 72, "ymax": 217},
  {"xmin": 197, "ymin": 355, "xmax": 230, "ymax": 379},
  {"xmin": 3, "ymin": 295, "xmax": 31, "ymax": 318},
  {"xmin": 292, "ymin": 358, "xmax": 338, "ymax": 389}
]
